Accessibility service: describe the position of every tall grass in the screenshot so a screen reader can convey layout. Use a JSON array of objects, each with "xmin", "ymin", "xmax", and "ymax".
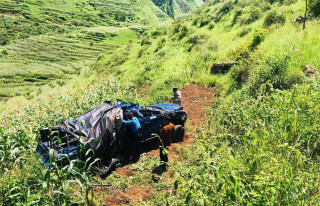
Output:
[{"xmin": 152, "ymin": 83, "xmax": 320, "ymax": 205}]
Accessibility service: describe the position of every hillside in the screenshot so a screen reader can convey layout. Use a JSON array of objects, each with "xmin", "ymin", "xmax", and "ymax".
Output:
[
  {"xmin": 0, "ymin": 0, "xmax": 201, "ymax": 101},
  {"xmin": 1, "ymin": 0, "xmax": 320, "ymax": 205}
]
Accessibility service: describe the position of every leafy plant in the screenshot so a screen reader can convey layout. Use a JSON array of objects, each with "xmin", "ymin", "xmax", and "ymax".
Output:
[
  {"xmin": 309, "ymin": 0, "xmax": 320, "ymax": 17},
  {"xmin": 263, "ymin": 10, "xmax": 286, "ymax": 27}
]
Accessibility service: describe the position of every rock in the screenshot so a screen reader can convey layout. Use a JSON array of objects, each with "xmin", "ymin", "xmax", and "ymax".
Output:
[
  {"xmin": 296, "ymin": 16, "xmax": 305, "ymax": 23},
  {"xmin": 210, "ymin": 62, "xmax": 238, "ymax": 74},
  {"xmin": 152, "ymin": 174, "xmax": 160, "ymax": 182},
  {"xmin": 301, "ymin": 65, "xmax": 317, "ymax": 75}
]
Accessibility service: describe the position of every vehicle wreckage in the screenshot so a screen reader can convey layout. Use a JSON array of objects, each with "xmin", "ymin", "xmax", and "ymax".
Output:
[{"xmin": 36, "ymin": 101, "xmax": 187, "ymax": 176}]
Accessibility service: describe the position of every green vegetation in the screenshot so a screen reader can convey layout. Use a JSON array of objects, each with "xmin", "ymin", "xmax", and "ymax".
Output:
[
  {"xmin": 0, "ymin": 0, "xmax": 203, "ymax": 101},
  {"xmin": 1, "ymin": 0, "xmax": 320, "ymax": 204},
  {"xmin": 309, "ymin": 0, "xmax": 320, "ymax": 16},
  {"xmin": 152, "ymin": 0, "xmax": 205, "ymax": 18}
]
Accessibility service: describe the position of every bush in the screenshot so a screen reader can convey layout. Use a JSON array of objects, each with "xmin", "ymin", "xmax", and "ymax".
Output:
[
  {"xmin": 217, "ymin": 1, "xmax": 234, "ymax": 15},
  {"xmin": 245, "ymin": 54, "xmax": 299, "ymax": 94},
  {"xmin": 192, "ymin": 17, "xmax": 200, "ymax": 26},
  {"xmin": 140, "ymin": 37, "xmax": 151, "ymax": 46},
  {"xmin": 199, "ymin": 18, "xmax": 210, "ymax": 27},
  {"xmin": 151, "ymin": 30, "xmax": 161, "ymax": 38},
  {"xmin": 263, "ymin": 10, "xmax": 286, "ymax": 27},
  {"xmin": 1, "ymin": 50, "xmax": 8, "ymax": 56},
  {"xmin": 208, "ymin": 23, "xmax": 215, "ymax": 30},
  {"xmin": 232, "ymin": 9, "xmax": 242, "ymax": 25},
  {"xmin": 177, "ymin": 26, "xmax": 189, "ymax": 40},
  {"xmin": 309, "ymin": 0, "xmax": 320, "ymax": 17},
  {"xmin": 227, "ymin": 43, "xmax": 250, "ymax": 61},
  {"xmin": 238, "ymin": 27, "xmax": 251, "ymax": 37},
  {"xmin": 154, "ymin": 38, "xmax": 166, "ymax": 52},
  {"xmin": 229, "ymin": 64, "xmax": 249, "ymax": 90},
  {"xmin": 240, "ymin": 7, "xmax": 262, "ymax": 25},
  {"xmin": 250, "ymin": 28, "xmax": 268, "ymax": 49}
]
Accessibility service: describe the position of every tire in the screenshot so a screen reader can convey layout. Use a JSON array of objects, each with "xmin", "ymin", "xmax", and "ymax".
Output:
[{"xmin": 172, "ymin": 125, "xmax": 185, "ymax": 143}]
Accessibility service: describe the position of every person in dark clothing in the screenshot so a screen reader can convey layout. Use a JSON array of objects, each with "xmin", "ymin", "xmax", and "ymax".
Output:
[{"xmin": 122, "ymin": 112, "xmax": 142, "ymax": 162}]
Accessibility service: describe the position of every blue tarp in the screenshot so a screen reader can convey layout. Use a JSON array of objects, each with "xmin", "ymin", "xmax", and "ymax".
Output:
[{"xmin": 150, "ymin": 103, "xmax": 182, "ymax": 111}]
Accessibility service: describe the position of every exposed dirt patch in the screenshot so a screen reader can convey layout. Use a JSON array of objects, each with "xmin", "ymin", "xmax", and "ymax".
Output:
[
  {"xmin": 181, "ymin": 84, "xmax": 215, "ymax": 129},
  {"xmin": 115, "ymin": 168, "xmax": 134, "ymax": 177},
  {"xmin": 0, "ymin": 13, "xmax": 21, "ymax": 18},
  {"xmin": 148, "ymin": 84, "xmax": 215, "ymax": 160},
  {"xmin": 103, "ymin": 186, "xmax": 152, "ymax": 206}
]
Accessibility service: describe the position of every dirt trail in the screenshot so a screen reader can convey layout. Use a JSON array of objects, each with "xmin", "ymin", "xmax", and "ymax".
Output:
[{"xmin": 103, "ymin": 84, "xmax": 215, "ymax": 205}]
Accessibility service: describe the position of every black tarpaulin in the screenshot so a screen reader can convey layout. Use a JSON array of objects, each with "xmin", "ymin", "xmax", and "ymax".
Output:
[{"xmin": 64, "ymin": 101, "xmax": 123, "ymax": 161}]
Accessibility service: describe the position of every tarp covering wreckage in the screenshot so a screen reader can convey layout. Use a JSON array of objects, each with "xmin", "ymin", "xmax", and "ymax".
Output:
[
  {"xmin": 36, "ymin": 101, "xmax": 187, "ymax": 176},
  {"xmin": 36, "ymin": 101, "xmax": 122, "ymax": 169}
]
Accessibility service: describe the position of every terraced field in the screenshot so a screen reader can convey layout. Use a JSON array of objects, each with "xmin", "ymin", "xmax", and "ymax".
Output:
[
  {"xmin": 0, "ymin": 34, "xmax": 120, "ymax": 99},
  {"xmin": 0, "ymin": 0, "xmax": 170, "ymax": 100},
  {"xmin": 0, "ymin": 0, "xmax": 204, "ymax": 101},
  {"xmin": 0, "ymin": 0, "xmax": 170, "ymax": 26}
]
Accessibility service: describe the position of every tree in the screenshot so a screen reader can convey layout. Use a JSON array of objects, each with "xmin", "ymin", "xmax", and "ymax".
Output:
[{"xmin": 303, "ymin": 0, "xmax": 308, "ymax": 29}]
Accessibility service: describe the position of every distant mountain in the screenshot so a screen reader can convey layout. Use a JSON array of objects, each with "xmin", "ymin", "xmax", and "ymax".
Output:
[{"xmin": 152, "ymin": 0, "xmax": 206, "ymax": 18}]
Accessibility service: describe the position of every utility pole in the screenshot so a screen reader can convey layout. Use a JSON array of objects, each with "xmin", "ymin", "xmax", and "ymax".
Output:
[{"xmin": 303, "ymin": 0, "xmax": 308, "ymax": 29}]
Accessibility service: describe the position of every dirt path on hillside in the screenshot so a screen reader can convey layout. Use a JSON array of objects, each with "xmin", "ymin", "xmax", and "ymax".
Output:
[{"xmin": 101, "ymin": 84, "xmax": 215, "ymax": 206}]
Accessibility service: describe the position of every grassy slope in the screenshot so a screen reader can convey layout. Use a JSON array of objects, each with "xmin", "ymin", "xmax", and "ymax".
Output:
[
  {"xmin": 1, "ymin": 0, "xmax": 320, "ymax": 205},
  {"xmin": 0, "ymin": 0, "xmax": 169, "ymax": 100},
  {"xmin": 95, "ymin": 0, "xmax": 320, "ymax": 204}
]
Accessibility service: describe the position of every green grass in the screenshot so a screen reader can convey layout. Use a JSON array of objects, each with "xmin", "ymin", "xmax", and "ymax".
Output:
[
  {"xmin": 0, "ymin": 0, "xmax": 202, "ymax": 101},
  {"xmin": 1, "ymin": 0, "xmax": 320, "ymax": 205}
]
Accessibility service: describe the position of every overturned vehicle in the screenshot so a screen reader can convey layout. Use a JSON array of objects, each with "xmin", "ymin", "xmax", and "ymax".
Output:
[{"xmin": 36, "ymin": 101, "xmax": 187, "ymax": 175}]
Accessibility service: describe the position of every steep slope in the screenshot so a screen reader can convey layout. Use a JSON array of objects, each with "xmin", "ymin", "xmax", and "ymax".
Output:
[
  {"xmin": 92, "ymin": 1, "xmax": 320, "ymax": 204},
  {"xmin": 0, "ymin": 0, "xmax": 169, "ymax": 100},
  {"xmin": 2, "ymin": 0, "xmax": 320, "ymax": 205},
  {"xmin": 0, "ymin": 0, "xmax": 205, "ymax": 101}
]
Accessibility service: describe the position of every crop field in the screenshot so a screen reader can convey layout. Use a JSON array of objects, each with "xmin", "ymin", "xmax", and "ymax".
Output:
[
  {"xmin": 0, "ymin": 34, "xmax": 121, "ymax": 99},
  {"xmin": 0, "ymin": 0, "xmax": 173, "ymax": 101},
  {"xmin": 0, "ymin": 0, "xmax": 169, "ymax": 26}
]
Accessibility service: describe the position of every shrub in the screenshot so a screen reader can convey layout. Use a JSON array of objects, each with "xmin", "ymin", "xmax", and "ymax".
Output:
[
  {"xmin": 140, "ymin": 37, "xmax": 151, "ymax": 46},
  {"xmin": 186, "ymin": 34, "xmax": 207, "ymax": 45},
  {"xmin": 154, "ymin": 38, "xmax": 166, "ymax": 52},
  {"xmin": 240, "ymin": 7, "xmax": 261, "ymax": 25},
  {"xmin": 250, "ymin": 28, "xmax": 268, "ymax": 49},
  {"xmin": 309, "ymin": 0, "xmax": 320, "ymax": 17},
  {"xmin": 208, "ymin": 23, "xmax": 215, "ymax": 30},
  {"xmin": 151, "ymin": 30, "xmax": 161, "ymax": 38},
  {"xmin": 1, "ymin": 50, "xmax": 8, "ymax": 56},
  {"xmin": 227, "ymin": 43, "xmax": 250, "ymax": 61},
  {"xmin": 238, "ymin": 27, "xmax": 251, "ymax": 37},
  {"xmin": 246, "ymin": 55, "xmax": 294, "ymax": 94},
  {"xmin": 217, "ymin": 1, "xmax": 234, "ymax": 15},
  {"xmin": 199, "ymin": 18, "xmax": 210, "ymax": 27},
  {"xmin": 192, "ymin": 17, "xmax": 200, "ymax": 26},
  {"xmin": 172, "ymin": 23, "xmax": 181, "ymax": 33},
  {"xmin": 229, "ymin": 64, "xmax": 249, "ymax": 91},
  {"xmin": 263, "ymin": 10, "xmax": 286, "ymax": 27},
  {"xmin": 177, "ymin": 26, "xmax": 189, "ymax": 40},
  {"xmin": 232, "ymin": 9, "xmax": 242, "ymax": 25}
]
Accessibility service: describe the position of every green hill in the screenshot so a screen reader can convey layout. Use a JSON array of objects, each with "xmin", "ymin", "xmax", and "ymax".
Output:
[
  {"xmin": 0, "ymin": 0, "xmax": 204, "ymax": 100},
  {"xmin": 0, "ymin": 0, "xmax": 168, "ymax": 100},
  {"xmin": 2, "ymin": 0, "xmax": 320, "ymax": 205}
]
